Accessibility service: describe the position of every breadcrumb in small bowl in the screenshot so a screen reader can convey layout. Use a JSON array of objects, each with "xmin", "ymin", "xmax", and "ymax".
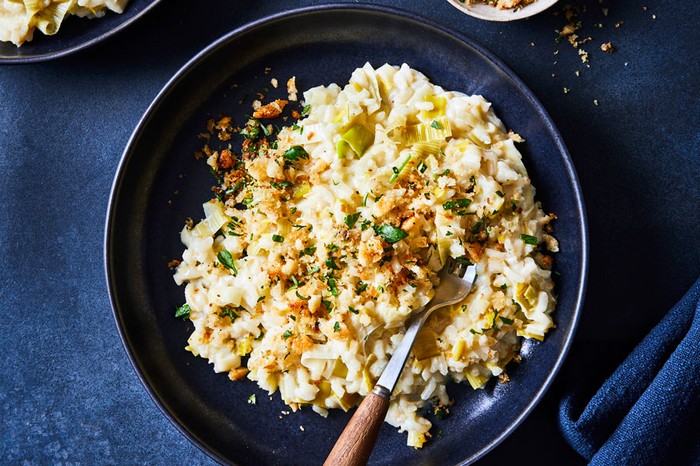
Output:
[{"xmin": 447, "ymin": 0, "xmax": 558, "ymax": 22}]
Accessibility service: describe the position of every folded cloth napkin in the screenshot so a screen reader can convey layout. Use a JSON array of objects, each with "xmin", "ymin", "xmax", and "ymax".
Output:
[{"xmin": 559, "ymin": 277, "xmax": 700, "ymax": 465}]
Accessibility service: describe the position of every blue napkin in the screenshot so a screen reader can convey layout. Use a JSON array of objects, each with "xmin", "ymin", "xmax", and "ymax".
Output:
[{"xmin": 559, "ymin": 277, "xmax": 700, "ymax": 465}]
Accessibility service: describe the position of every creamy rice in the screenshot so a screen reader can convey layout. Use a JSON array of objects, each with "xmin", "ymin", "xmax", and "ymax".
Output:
[{"xmin": 173, "ymin": 63, "xmax": 558, "ymax": 447}]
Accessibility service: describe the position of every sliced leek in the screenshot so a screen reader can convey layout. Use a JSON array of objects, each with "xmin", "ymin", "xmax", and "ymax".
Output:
[
  {"xmin": 420, "ymin": 95, "xmax": 447, "ymax": 121},
  {"xmin": 404, "ymin": 116, "xmax": 451, "ymax": 145},
  {"xmin": 466, "ymin": 369, "xmax": 490, "ymax": 389},
  {"xmin": 413, "ymin": 327, "xmax": 440, "ymax": 361},
  {"xmin": 337, "ymin": 124, "xmax": 374, "ymax": 158},
  {"xmin": 193, "ymin": 201, "xmax": 230, "ymax": 238}
]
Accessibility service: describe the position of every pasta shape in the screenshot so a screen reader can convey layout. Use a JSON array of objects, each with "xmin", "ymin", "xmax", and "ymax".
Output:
[{"xmin": 0, "ymin": 0, "xmax": 129, "ymax": 46}]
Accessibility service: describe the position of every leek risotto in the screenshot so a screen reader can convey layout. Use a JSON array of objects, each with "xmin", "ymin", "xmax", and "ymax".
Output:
[
  {"xmin": 0, "ymin": 0, "xmax": 129, "ymax": 46},
  {"xmin": 173, "ymin": 63, "xmax": 558, "ymax": 448}
]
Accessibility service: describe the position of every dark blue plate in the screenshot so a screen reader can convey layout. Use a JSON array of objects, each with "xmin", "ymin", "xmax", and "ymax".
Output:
[
  {"xmin": 105, "ymin": 4, "xmax": 588, "ymax": 465},
  {"xmin": 0, "ymin": 0, "xmax": 161, "ymax": 63}
]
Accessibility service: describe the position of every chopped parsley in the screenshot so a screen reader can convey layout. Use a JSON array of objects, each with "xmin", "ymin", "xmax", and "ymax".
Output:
[
  {"xmin": 219, "ymin": 305, "xmax": 241, "ymax": 322},
  {"xmin": 270, "ymin": 180, "xmax": 294, "ymax": 190},
  {"xmin": 430, "ymin": 119, "xmax": 442, "ymax": 130},
  {"xmin": 325, "ymin": 257, "xmax": 341, "ymax": 270},
  {"xmin": 295, "ymin": 290, "xmax": 309, "ymax": 301},
  {"xmin": 174, "ymin": 303, "xmax": 190, "ymax": 320},
  {"xmin": 300, "ymin": 245, "xmax": 316, "ymax": 257},
  {"xmin": 355, "ymin": 281, "xmax": 368, "ymax": 294},
  {"xmin": 374, "ymin": 224, "xmax": 409, "ymax": 244},
  {"xmin": 333, "ymin": 322, "xmax": 341, "ymax": 332},
  {"xmin": 349, "ymin": 306, "xmax": 359, "ymax": 314},
  {"xmin": 217, "ymin": 250, "xmax": 238, "ymax": 275},
  {"xmin": 248, "ymin": 394, "xmax": 257, "ymax": 405},
  {"xmin": 443, "ymin": 198, "xmax": 472, "ymax": 215},
  {"xmin": 327, "ymin": 278, "xmax": 339, "ymax": 296},
  {"xmin": 283, "ymin": 145, "xmax": 309, "ymax": 161},
  {"xmin": 272, "ymin": 234, "xmax": 285, "ymax": 243},
  {"xmin": 301, "ymin": 104, "xmax": 312, "ymax": 117},
  {"xmin": 499, "ymin": 316, "xmax": 515, "ymax": 325},
  {"xmin": 344, "ymin": 212, "xmax": 361, "ymax": 228},
  {"xmin": 520, "ymin": 234, "xmax": 538, "ymax": 245},
  {"xmin": 283, "ymin": 330, "xmax": 293, "ymax": 340}
]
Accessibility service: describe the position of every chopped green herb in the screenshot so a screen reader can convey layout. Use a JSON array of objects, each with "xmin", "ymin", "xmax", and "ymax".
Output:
[
  {"xmin": 271, "ymin": 180, "xmax": 294, "ymax": 190},
  {"xmin": 499, "ymin": 316, "xmax": 515, "ymax": 325},
  {"xmin": 520, "ymin": 234, "xmax": 538, "ymax": 245},
  {"xmin": 374, "ymin": 224, "xmax": 409, "ymax": 244},
  {"xmin": 500, "ymin": 284, "xmax": 507, "ymax": 290},
  {"xmin": 344, "ymin": 212, "xmax": 361, "ymax": 228},
  {"xmin": 362, "ymin": 192, "xmax": 370, "ymax": 207},
  {"xmin": 301, "ymin": 104, "xmax": 312, "ymax": 117},
  {"xmin": 434, "ymin": 168, "xmax": 451, "ymax": 179},
  {"xmin": 289, "ymin": 276, "xmax": 300, "ymax": 290},
  {"xmin": 283, "ymin": 330, "xmax": 293, "ymax": 340},
  {"xmin": 355, "ymin": 281, "xmax": 368, "ymax": 294},
  {"xmin": 300, "ymin": 245, "xmax": 316, "ymax": 257},
  {"xmin": 333, "ymin": 322, "xmax": 341, "ymax": 332},
  {"xmin": 434, "ymin": 406, "xmax": 449, "ymax": 419},
  {"xmin": 360, "ymin": 219, "xmax": 371, "ymax": 231},
  {"xmin": 443, "ymin": 198, "xmax": 472, "ymax": 213},
  {"xmin": 322, "ymin": 299, "xmax": 334, "ymax": 312},
  {"xmin": 327, "ymin": 278, "xmax": 339, "ymax": 296},
  {"xmin": 219, "ymin": 305, "xmax": 240, "ymax": 322},
  {"xmin": 272, "ymin": 234, "xmax": 285, "ymax": 243},
  {"xmin": 389, "ymin": 155, "xmax": 412, "ymax": 183},
  {"xmin": 455, "ymin": 257, "xmax": 472, "ymax": 266},
  {"xmin": 430, "ymin": 120, "xmax": 442, "ymax": 130},
  {"xmin": 240, "ymin": 125, "xmax": 260, "ymax": 140},
  {"xmin": 259, "ymin": 122, "xmax": 271, "ymax": 136},
  {"xmin": 327, "ymin": 243, "xmax": 339, "ymax": 252},
  {"xmin": 283, "ymin": 145, "xmax": 309, "ymax": 161},
  {"xmin": 295, "ymin": 291, "xmax": 309, "ymax": 301},
  {"xmin": 349, "ymin": 306, "xmax": 359, "ymax": 314},
  {"xmin": 325, "ymin": 257, "xmax": 341, "ymax": 270},
  {"xmin": 248, "ymin": 394, "xmax": 256, "ymax": 405},
  {"xmin": 217, "ymin": 250, "xmax": 238, "ymax": 275},
  {"xmin": 417, "ymin": 160, "xmax": 428, "ymax": 173},
  {"xmin": 496, "ymin": 190, "xmax": 505, "ymax": 198},
  {"xmin": 175, "ymin": 304, "xmax": 191, "ymax": 320}
]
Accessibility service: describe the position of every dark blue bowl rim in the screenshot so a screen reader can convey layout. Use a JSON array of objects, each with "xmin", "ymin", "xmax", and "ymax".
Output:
[{"xmin": 104, "ymin": 3, "xmax": 589, "ymax": 465}]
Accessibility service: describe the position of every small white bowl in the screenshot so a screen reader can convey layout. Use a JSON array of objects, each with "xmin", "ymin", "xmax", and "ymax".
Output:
[{"xmin": 446, "ymin": 0, "xmax": 558, "ymax": 21}]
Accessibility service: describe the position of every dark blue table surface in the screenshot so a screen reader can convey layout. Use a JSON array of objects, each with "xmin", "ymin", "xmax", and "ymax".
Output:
[{"xmin": 1, "ymin": 0, "xmax": 698, "ymax": 464}]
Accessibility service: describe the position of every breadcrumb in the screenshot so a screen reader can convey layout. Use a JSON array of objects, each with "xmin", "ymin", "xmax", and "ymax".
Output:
[{"xmin": 600, "ymin": 42, "xmax": 614, "ymax": 53}]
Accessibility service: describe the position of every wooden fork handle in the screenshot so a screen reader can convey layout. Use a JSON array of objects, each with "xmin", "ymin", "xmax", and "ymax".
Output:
[{"xmin": 324, "ymin": 386, "xmax": 390, "ymax": 466}]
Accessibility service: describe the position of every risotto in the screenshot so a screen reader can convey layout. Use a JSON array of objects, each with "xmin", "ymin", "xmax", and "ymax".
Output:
[{"xmin": 173, "ymin": 63, "xmax": 558, "ymax": 447}]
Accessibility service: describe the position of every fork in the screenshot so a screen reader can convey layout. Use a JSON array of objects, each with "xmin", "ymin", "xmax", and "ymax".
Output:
[{"xmin": 324, "ymin": 262, "xmax": 478, "ymax": 466}]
